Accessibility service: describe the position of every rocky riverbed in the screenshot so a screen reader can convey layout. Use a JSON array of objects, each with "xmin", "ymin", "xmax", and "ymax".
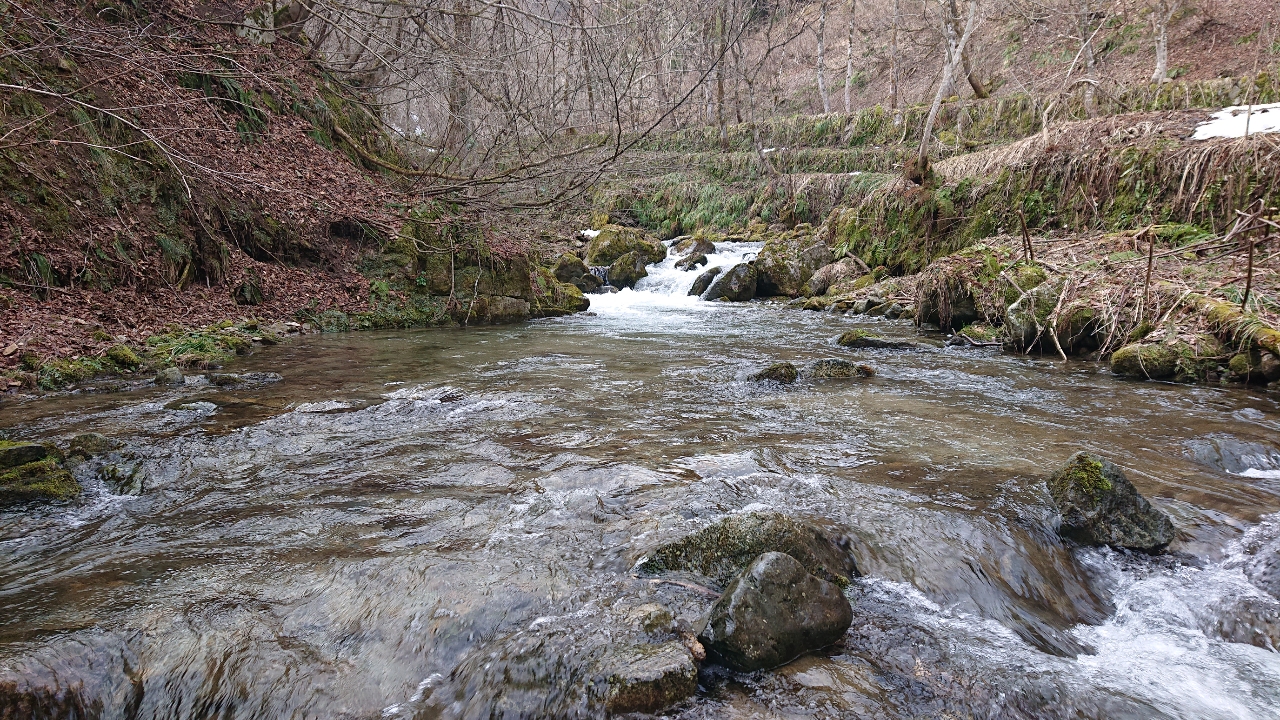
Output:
[{"xmin": 3, "ymin": 249, "xmax": 1280, "ymax": 718}]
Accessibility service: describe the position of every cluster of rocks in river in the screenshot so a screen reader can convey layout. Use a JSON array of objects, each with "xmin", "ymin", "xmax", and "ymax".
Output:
[
  {"xmin": 0, "ymin": 433, "xmax": 146, "ymax": 507},
  {"xmin": 588, "ymin": 450, "xmax": 1206, "ymax": 715}
]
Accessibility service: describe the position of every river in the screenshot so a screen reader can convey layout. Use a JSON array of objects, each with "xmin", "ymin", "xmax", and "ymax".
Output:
[{"xmin": 3, "ymin": 241, "xmax": 1280, "ymax": 719}]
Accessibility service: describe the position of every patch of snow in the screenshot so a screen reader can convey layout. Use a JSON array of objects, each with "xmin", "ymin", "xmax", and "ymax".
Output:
[
  {"xmin": 580, "ymin": 229, "xmax": 601, "ymax": 239},
  {"xmin": 1191, "ymin": 103, "xmax": 1280, "ymax": 140}
]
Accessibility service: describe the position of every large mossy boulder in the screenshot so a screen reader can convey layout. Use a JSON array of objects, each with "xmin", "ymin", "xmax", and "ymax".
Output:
[
  {"xmin": 608, "ymin": 251, "xmax": 649, "ymax": 289},
  {"xmin": 552, "ymin": 253, "xmax": 602, "ymax": 294},
  {"xmin": 674, "ymin": 235, "xmax": 716, "ymax": 258},
  {"xmin": 638, "ymin": 511, "xmax": 859, "ymax": 588},
  {"xmin": 689, "ymin": 266, "xmax": 722, "ymax": 297},
  {"xmin": 697, "ymin": 552, "xmax": 853, "ymax": 672},
  {"xmin": 916, "ymin": 247, "xmax": 1043, "ymax": 331},
  {"xmin": 1005, "ymin": 280, "xmax": 1101, "ymax": 355},
  {"xmin": 755, "ymin": 224, "xmax": 834, "ymax": 298},
  {"xmin": 530, "ymin": 269, "xmax": 591, "ymax": 317},
  {"xmin": 0, "ymin": 441, "xmax": 79, "ymax": 507},
  {"xmin": 807, "ymin": 257, "xmax": 864, "ymax": 297},
  {"xmin": 1047, "ymin": 452, "xmax": 1175, "ymax": 552},
  {"xmin": 585, "ymin": 225, "xmax": 666, "ymax": 267},
  {"xmin": 1110, "ymin": 343, "xmax": 1180, "ymax": 379},
  {"xmin": 703, "ymin": 262, "xmax": 757, "ymax": 301},
  {"xmin": 0, "ymin": 441, "xmax": 49, "ymax": 469},
  {"xmin": 594, "ymin": 642, "xmax": 698, "ymax": 715}
]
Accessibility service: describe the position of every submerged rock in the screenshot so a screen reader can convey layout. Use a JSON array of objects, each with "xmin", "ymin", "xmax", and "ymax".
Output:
[
  {"xmin": 608, "ymin": 251, "xmax": 649, "ymax": 289},
  {"xmin": 1245, "ymin": 534, "xmax": 1280, "ymax": 600},
  {"xmin": 805, "ymin": 359, "xmax": 875, "ymax": 378},
  {"xmin": 836, "ymin": 330, "xmax": 915, "ymax": 350},
  {"xmin": 1047, "ymin": 452, "xmax": 1175, "ymax": 552},
  {"xmin": 689, "ymin": 266, "xmax": 722, "ymax": 296},
  {"xmin": 1206, "ymin": 594, "xmax": 1280, "ymax": 651},
  {"xmin": 750, "ymin": 362, "xmax": 799, "ymax": 384},
  {"xmin": 595, "ymin": 642, "xmax": 698, "ymax": 715},
  {"xmin": 585, "ymin": 225, "xmax": 667, "ymax": 267},
  {"xmin": 0, "ymin": 442, "xmax": 79, "ymax": 506},
  {"xmin": 1110, "ymin": 343, "xmax": 1180, "ymax": 379},
  {"xmin": 703, "ymin": 262, "xmax": 757, "ymax": 302},
  {"xmin": 155, "ymin": 367, "xmax": 184, "ymax": 386},
  {"xmin": 67, "ymin": 433, "xmax": 118, "ymax": 458},
  {"xmin": 638, "ymin": 511, "xmax": 859, "ymax": 588},
  {"xmin": 697, "ymin": 552, "xmax": 853, "ymax": 672}
]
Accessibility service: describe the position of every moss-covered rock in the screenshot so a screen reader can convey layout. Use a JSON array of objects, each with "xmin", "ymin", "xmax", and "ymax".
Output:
[
  {"xmin": 958, "ymin": 323, "xmax": 1005, "ymax": 342},
  {"xmin": 805, "ymin": 359, "xmax": 875, "ymax": 378},
  {"xmin": 673, "ymin": 234, "xmax": 716, "ymax": 258},
  {"xmin": 638, "ymin": 511, "xmax": 859, "ymax": 588},
  {"xmin": 530, "ymin": 269, "xmax": 591, "ymax": 317},
  {"xmin": 674, "ymin": 252, "xmax": 708, "ymax": 271},
  {"xmin": 595, "ymin": 642, "xmax": 698, "ymax": 715},
  {"xmin": 1110, "ymin": 343, "xmax": 1180, "ymax": 379},
  {"xmin": 608, "ymin": 251, "xmax": 649, "ymax": 289},
  {"xmin": 749, "ymin": 362, "xmax": 799, "ymax": 384},
  {"xmin": 1047, "ymin": 452, "xmax": 1175, "ymax": 552},
  {"xmin": 835, "ymin": 329, "xmax": 915, "ymax": 349},
  {"xmin": 0, "ymin": 440, "xmax": 51, "ymax": 470},
  {"xmin": 552, "ymin": 253, "xmax": 597, "ymax": 293},
  {"xmin": 807, "ymin": 257, "xmax": 864, "ymax": 297},
  {"xmin": 67, "ymin": 433, "xmax": 119, "ymax": 458},
  {"xmin": 0, "ymin": 458, "xmax": 80, "ymax": 506},
  {"xmin": 105, "ymin": 344, "xmax": 141, "ymax": 368},
  {"xmin": 754, "ymin": 224, "xmax": 834, "ymax": 298},
  {"xmin": 585, "ymin": 225, "xmax": 666, "ymax": 267}
]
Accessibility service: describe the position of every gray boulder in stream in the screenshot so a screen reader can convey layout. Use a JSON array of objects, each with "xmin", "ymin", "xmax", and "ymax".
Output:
[
  {"xmin": 697, "ymin": 552, "xmax": 853, "ymax": 671},
  {"xmin": 689, "ymin": 266, "xmax": 721, "ymax": 296},
  {"xmin": 1048, "ymin": 452, "xmax": 1175, "ymax": 552},
  {"xmin": 702, "ymin": 262, "xmax": 757, "ymax": 301},
  {"xmin": 638, "ymin": 511, "xmax": 859, "ymax": 587}
]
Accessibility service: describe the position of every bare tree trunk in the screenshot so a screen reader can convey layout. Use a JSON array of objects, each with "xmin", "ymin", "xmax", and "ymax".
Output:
[
  {"xmin": 716, "ymin": 1, "xmax": 728, "ymax": 150},
  {"xmin": 817, "ymin": 0, "xmax": 830, "ymax": 113},
  {"xmin": 444, "ymin": 0, "xmax": 472, "ymax": 158},
  {"xmin": 948, "ymin": 0, "xmax": 987, "ymax": 97},
  {"xmin": 1078, "ymin": 0, "xmax": 1099, "ymax": 116},
  {"xmin": 1150, "ymin": 0, "xmax": 1180, "ymax": 83},
  {"xmin": 918, "ymin": 0, "xmax": 980, "ymax": 171},
  {"xmin": 844, "ymin": 0, "xmax": 856, "ymax": 113},
  {"xmin": 890, "ymin": 0, "xmax": 901, "ymax": 124}
]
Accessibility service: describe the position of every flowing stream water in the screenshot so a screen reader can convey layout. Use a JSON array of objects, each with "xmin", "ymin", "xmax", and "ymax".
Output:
[{"xmin": 4, "ymin": 241, "xmax": 1280, "ymax": 719}]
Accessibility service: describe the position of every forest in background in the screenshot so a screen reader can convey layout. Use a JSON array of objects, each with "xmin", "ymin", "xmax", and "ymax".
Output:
[{"xmin": 0, "ymin": 0, "xmax": 1277, "ymax": 388}]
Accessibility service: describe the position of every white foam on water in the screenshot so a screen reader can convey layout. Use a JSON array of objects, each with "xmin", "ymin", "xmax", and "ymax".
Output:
[
  {"xmin": 1239, "ymin": 468, "xmax": 1280, "ymax": 480},
  {"xmin": 1192, "ymin": 103, "xmax": 1280, "ymax": 140},
  {"xmin": 583, "ymin": 239, "xmax": 764, "ymax": 318}
]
